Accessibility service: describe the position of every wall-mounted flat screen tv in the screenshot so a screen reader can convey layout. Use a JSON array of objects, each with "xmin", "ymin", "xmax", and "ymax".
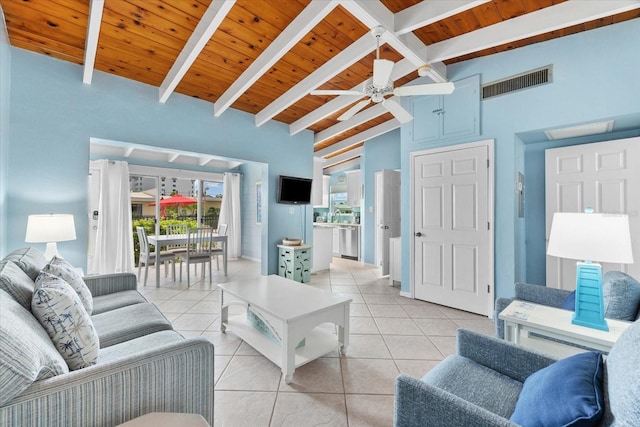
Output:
[{"xmin": 277, "ymin": 175, "xmax": 312, "ymax": 205}]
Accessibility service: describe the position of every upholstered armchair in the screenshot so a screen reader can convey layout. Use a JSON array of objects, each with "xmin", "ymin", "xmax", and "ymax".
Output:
[{"xmin": 394, "ymin": 320, "xmax": 640, "ymax": 426}]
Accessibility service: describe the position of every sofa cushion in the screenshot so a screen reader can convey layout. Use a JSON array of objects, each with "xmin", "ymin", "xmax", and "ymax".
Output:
[
  {"xmin": 0, "ymin": 260, "xmax": 35, "ymax": 310},
  {"xmin": 92, "ymin": 290, "xmax": 147, "ymax": 315},
  {"xmin": 510, "ymin": 351, "xmax": 604, "ymax": 427},
  {"xmin": 91, "ymin": 302, "xmax": 173, "ymax": 348},
  {"xmin": 97, "ymin": 330, "xmax": 185, "ymax": 364},
  {"xmin": 4, "ymin": 247, "xmax": 48, "ymax": 280},
  {"xmin": 42, "ymin": 256, "xmax": 93, "ymax": 314},
  {"xmin": 32, "ymin": 272, "xmax": 100, "ymax": 370},
  {"xmin": 562, "ymin": 290, "xmax": 576, "ymax": 310},
  {"xmin": 421, "ymin": 355, "xmax": 523, "ymax": 419},
  {"xmin": 602, "ymin": 320, "xmax": 640, "ymax": 425},
  {"xmin": 602, "ymin": 271, "xmax": 640, "ymax": 321},
  {"xmin": 0, "ymin": 289, "xmax": 69, "ymax": 406}
]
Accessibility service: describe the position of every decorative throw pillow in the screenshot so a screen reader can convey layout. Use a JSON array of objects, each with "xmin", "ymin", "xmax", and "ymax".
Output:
[
  {"xmin": 43, "ymin": 256, "xmax": 93, "ymax": 314},
  {"xmin": 562, "ymin": 290, "xmax": 576, "ymax": 310},
  {"xmin": 602, "ymin": 271, "xmax": 640, "ymax": 321},
  {"xmin": 32, "ymin": 272, "xmax": 100, "ymax": 370},
  {"xmin": 0, "ymin": 289, "xmax": 69, "ymax": 406},
  {"xmin": 510, "ymin": 351, "xmax": 604, "ymax": 427},
  {"xmin": 0, "ymin": 260, "xmax": 36, "ymax": 310},
  {"xmin": 4, "ymin": 247, "xmax": 48, "ymax": 280}
]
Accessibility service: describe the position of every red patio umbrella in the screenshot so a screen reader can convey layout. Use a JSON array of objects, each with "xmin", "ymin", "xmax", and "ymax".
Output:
[{"xmin": 150, "ymin": 194, "xmax": 197, "ymax": 216}]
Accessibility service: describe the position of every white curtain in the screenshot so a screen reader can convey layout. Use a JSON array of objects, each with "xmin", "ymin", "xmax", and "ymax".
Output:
[
  {"xmin": 88, "ymin": 160, "xmax": 134, "ymax": 274},
  {"xmin": 218, "ymin": 172, "xmax": 241, "ymax": 258}
]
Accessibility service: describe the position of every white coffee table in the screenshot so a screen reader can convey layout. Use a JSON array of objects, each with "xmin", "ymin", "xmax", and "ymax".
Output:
[
  {"xmin": 499, "ymin": 300, "xmax": 631, "ymax": 356},
  {"xmin": 218, "ymin": 275, "xmax": 351, "ymax": 383}
]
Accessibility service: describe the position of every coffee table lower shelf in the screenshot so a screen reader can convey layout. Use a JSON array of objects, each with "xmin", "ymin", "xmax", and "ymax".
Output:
[{"xmin": 223, "ymin": 315, "xmax": 340, "ymax": 382}]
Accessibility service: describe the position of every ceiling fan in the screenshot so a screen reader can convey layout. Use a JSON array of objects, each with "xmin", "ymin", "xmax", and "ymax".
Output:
[{"xmin": 310, "ymin": 26, "xmax": 455, "ymax": 124}]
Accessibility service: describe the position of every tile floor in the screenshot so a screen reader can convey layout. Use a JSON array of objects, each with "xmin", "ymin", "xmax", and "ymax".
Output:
[{"xmin": 136, "ymin": 257, "xmax": 495, "ymax": 427}]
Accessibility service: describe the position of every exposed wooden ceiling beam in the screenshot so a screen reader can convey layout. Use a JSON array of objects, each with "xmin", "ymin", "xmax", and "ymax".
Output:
[
  {"xmin": 168, "ymin": 153, "xmax": 180, "ymax": 163},
  {"xmin": 315, "ymin": 119, "xmax": 400, "ymax": 158},
  {"xmin": 426, "ymin": 0, "xmax": 640, "ymax": 63},
  {"xmin": 324, "ymin": 157, "xmax": 362, "ymax": 175},
  {"xmin": 323, "ymin": 146, "xmax": 363, "ymax": 168},
  {"xmin": 82, "ymin": 0, "xmax": 104, "ymax": 84},
  {"xmin": 314, "ymin": 97, "xmax": 399, "ymax": 145},
  {"xmin": 255, "ymin": 33, "xmax": 375, "ymax": 127},
  {"xmin": 290, "ymin": 58, "xmax": 414, "ymax": 136},
  {"xmin": 394, "ymin": 1, "xmax": 492, "ymax": 35},
  {"xmin": 159, "ymin": 0, "xmax": 236, "ymax": 103},
  {"xmin": 214, "ymin": 0, "xmax": 339, "ymax": 117},
  {"xmin": 199, "ymin": 157, "xmax": 213, "ymax": 167},
  {"xmin": 123, "ymin": 147, "xmax": 135, "ymax": 157}
]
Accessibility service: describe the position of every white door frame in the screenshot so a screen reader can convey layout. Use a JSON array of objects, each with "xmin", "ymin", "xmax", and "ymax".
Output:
[{"xmin": 410, "ymin": 139, "xmax": 495, "ymax": 315}]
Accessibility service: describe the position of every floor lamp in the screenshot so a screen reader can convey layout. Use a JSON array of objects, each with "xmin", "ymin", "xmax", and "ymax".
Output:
[
  {"xmin": 547, "ymin": 211, "xmax": 634, "ymax": 331},
  {"xmin": 25, "ymin": 214, "xmax": 77, "ymax": 260}
]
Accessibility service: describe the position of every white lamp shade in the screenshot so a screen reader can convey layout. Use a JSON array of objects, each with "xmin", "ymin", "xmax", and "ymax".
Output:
[
  {"xmin": 25, "ymin": 214, "xmax": 77, "ymax": 243},
  {"xmin": 547, "ymin": 212, "xmax": 634, "ymax": 264}
]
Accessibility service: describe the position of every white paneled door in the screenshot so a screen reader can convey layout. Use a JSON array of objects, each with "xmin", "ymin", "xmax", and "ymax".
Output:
[
  {"xmin": 413, "ymin": 142, "xmax": 493, "ymax": 316},
  {"xmin": 375, "ymin": 169, "xmax": 401, "ymax": 276},
  {"xmin": 545, "ymin": 137, "xmax": 640, "ymax": 290}
]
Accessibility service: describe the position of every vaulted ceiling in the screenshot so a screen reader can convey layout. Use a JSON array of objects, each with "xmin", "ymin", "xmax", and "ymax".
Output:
[{"xmin": 2, "ymin": 0, "xmax": 639, "ymax": 171}]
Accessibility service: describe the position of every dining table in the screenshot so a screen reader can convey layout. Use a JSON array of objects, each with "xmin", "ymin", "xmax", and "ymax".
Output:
[{"xmin": 147, "ymin": 232, "xmax": 228, "ymax": 288}]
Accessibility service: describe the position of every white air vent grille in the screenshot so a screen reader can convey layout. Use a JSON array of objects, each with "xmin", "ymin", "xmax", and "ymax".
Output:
[{"xmin": 482, "ymin": 65, "xmax": 552, "ymax": 99}]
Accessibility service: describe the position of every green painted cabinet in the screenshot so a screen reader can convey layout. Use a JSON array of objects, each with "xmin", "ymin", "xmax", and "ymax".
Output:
[{"xmin": 278, "ymin": 244, "xmax": 312, "ymax": 283}]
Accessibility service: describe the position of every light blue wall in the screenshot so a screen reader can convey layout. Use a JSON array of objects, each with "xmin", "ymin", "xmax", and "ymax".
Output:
[
  {"xmin": 6, "ymin": 48, "xmax": 314, "ymax": 272},
  {"xmin": 400, "ymin": 19, "xmax": 640, "ymax": 299},
  {"xmin": 0, "ymin": 6, "xmax": 10, "ymax": 258},
  {"xmin": 361, "ymin": 129, "xmax": 401, "ymax": 264}
]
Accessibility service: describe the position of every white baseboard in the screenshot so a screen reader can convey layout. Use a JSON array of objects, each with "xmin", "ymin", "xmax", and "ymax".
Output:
[{"xmin": 399, "ymin": 290, "xmax": 411, "ymax": 298}]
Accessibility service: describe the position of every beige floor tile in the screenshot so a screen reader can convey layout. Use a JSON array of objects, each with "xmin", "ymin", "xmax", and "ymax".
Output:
[
  {"xmin": 186, "ymin": 300, "xmax": 220, "ymax": 314},
  {"xmin": 173, "ymin": 289, "xmax": 214, "ymax": 300},
  {"xmin": 439, "ymin": 306, "xmax": 486, "ymax": 319},
  {"xmin": 271, "ymin": 392, "xmax": 347, "ymax": 427},
  {"xmin": 429, "ymin": 335, "xmax": 457, "ymax": 358},
  {"xmin": 358, "ymin": 285, "xmax": 399, "ymax": 295},
  {"xmin": 344, "ymin": 334, "xmax": 392, "ymax": 359},
  {"xmin": 375, "ymin": 318, "xmax": 423, "ymax": 335},
  {"xmin": 162, "ymin": 312, "xmax": 181, "ymax": 322},
  {"xmin": 401, "ymin": 304, "xmax": 448, "ymax": 318},
  {"xmin": 363, "ymin": 294, "xmax": 399, "ymax": 305},
  {"xmin": 349, "ymin": 317, "xmax": 380, "ymax": 335},
  {"xmin": 155, "ymin": 299, "xmax": 198, "ymax": 314},
  {"xmin": 310, "ymin": 284, "xmax": 332, "ymax": 292},
  {"xmin": 213, "ymin": 391, "xmax": 276, "ymax": 427},
  {"xmin": 215, "ymin": 355, "xmax": 282, "ymax": 391},
  {"xmin": 350, "ymin": 304, "xmax": 372, "ymax": 317},
  {"xmin": 330, "ymin": 278, "xmax": 357, "ymax": 286},
  {"xmin": 278, "ymin": 358, "xmax": 344, "ymax": 393},
  {"xmin": 235, "ymin": 341, "xmax": 262, "ymax": 356},
  {"xmin": 453, "ymin": 318, "xmax": 495, "ymax": 336},
  {"xmin": 339, "ymin": 293, "xmax": 364, "ymax": 304},
  {"xmin": 382, "ymin": 335, "xmax": 444, "ymax": 360},
  {"xmin": 394, "ymin": 359, "xmax": 441, "ymax": 378},
  {"xmin": 214, "ymin": 355, "xmax": 232, "ymax": 384},
  {"xmin": 413, "ymin": 318, "xmax": 459, "ymax": 336},
  {"xmin": 341, "ymin": 358, "xmax": 399, "ymax": 394},
  {"xmin": 171, "ymin": 313, "xmax": 216, "ymax": 331},
  {"xmin": 367, "ymin": 304, "xmax": 408, "ymax": 318},
  {"xmin": 331, "ymin": 285, "xmax": 360, "ymax": 294},
  {"xmin": 345, "ymin": 394, "xmax": 395, "ymax": 427},
  {"xmin": 200, "ymin": 331, "xmax": 242, "ymax": 355}
]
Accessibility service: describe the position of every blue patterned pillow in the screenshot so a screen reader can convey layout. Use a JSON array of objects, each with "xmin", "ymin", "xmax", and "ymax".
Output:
[
  {"xmin": 43, "ymin": 256, "xmax": 93, "ymax": 314},
  {"xmin": 32, "ymin": 272, "xmax": 100, "ymax": 370},
  {"xmin": 510, "ymin": 352, "xmax": 604, "ymax": 427}
]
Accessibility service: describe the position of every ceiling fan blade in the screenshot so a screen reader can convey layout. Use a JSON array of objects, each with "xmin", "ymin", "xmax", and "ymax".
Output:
[
  {"xmin": 382, "ymin": 99, "xmax": 413, "ymax": 124},
  {"xmin": 310, "ymin": 90, "xmax": 364, "ymax": 96},
  {"xmin": 373, "ymin": 59, "xmax": 394, "ymax": 88},
  {"xmin": 338, "ymin": 99, "xmax": 371, "ymax": 121},
  {"xmin": 393, "ymin": 81, "xmax": 455, "ymax": 96}
]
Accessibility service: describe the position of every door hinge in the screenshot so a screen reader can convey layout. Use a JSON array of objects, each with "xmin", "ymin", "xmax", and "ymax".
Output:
[
  {"xmin": 487, "ymin": 159, "xmax": 490, "ymax": 168},
  {"xmin": 487, "ymin": 284, "xmax": 491, "ymax": 293},
  {"xmin": 487, "ymin": 222, "xmax": 490, "ymax": 230}
]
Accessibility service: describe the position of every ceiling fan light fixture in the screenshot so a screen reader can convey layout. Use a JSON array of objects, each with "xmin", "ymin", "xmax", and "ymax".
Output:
[{"xmin": 417, "ymin": 65, "xmax": 432, "ymax": 77}]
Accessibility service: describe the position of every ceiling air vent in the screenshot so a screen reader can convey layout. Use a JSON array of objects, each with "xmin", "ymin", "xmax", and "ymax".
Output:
[{"xmin": 482, "ymin": 65, "xmax": 552, "ymax": 100}]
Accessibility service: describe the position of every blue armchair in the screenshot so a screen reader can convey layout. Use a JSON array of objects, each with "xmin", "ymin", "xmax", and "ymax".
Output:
[{"xmin": 394, "ymin": 320, "xmax": 640, "ymax": 426}]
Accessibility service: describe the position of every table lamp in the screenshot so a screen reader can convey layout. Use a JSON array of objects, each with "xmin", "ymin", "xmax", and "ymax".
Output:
[
  {"xmin": 547, "ymin": 211, "xmax": 634, "ymax": 331},
  {"xmin": 25, "ymin": 214, "xmax": 77, "ymax": 260}
]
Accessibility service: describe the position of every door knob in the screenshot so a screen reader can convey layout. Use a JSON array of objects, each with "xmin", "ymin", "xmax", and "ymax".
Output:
[
  {"xmin": 415, "ymin": 232, "xmax": 422, "ymax": 237},
  {"xmin": 384, "ymin": 225, "xmax": 389, "ymax": 229}
]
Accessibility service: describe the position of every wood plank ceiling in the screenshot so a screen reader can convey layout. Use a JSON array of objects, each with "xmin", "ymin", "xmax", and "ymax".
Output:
[{"xmin": 2, "ymin": 0, "xmax": 639, "ymax": 170}]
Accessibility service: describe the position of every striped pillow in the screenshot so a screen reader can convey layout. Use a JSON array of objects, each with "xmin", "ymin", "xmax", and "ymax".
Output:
[{"xmin": 43, "ymin": 256, "xmax": 93, "ymax": 314}]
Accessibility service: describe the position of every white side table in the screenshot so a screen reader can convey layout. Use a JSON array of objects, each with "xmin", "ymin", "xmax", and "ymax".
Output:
[
  {"xmin": 499, "ymin": 301, "xmax": 631, "ymax": 356},
  {"xmin": 117, "ymin": 413, "xmax": 209, "ymax": 426}
]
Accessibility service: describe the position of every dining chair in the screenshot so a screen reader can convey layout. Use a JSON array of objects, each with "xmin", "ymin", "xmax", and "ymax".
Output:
[
  {"xmin": 212, "ymin": 223, "xmax": 228, "ymax": 270},
  {"xmin": 177, "ymin": 227, "xmax": 213, "ymax": 287},
  {"xmin": 136, "ymin": 226, "xmax": 176, "ymax": 286}
]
